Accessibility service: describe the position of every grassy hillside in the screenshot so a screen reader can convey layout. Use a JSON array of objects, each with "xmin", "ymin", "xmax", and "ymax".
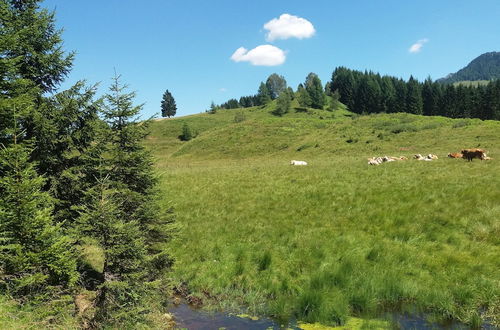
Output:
[{"xmin": 146, "ymin": 103, "xmax": 500, "ymax": 327}]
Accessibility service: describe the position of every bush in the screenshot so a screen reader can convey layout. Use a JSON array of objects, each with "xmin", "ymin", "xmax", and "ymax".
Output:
[
  {"xmin": 233, "ymin": 112, "xmax": 246, "ymax": 123},
  {"xmin": 179, "ymin": 123, "xmax": 193, "ymax": 141}
]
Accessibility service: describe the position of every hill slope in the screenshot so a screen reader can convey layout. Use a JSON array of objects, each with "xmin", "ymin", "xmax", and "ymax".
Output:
[
  {"xmin": 145, "ymin": 105, "xmax": 500, "ymax": 328},
  {"xmin": 438, "ymin": 51, "xmax": 500, "ymax": 84}
]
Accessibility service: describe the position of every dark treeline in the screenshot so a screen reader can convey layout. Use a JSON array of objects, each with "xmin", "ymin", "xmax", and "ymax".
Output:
[
  {"xmin": 330, "ymin": 67, "xmax": 500, "ymax": 120},
  {"xmin": 0, "ymin": 0, "xmax": 173, "ymax": 327}
]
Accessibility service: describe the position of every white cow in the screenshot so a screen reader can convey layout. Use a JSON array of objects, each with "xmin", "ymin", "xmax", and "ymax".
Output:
[{"xmin": 290, "ymin": 160, "xmax": 308, "ymax": 166}]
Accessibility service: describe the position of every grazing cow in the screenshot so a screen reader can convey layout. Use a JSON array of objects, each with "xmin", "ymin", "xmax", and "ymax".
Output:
[
  {"xmin": 290, "ymin": 160, "xmax": 308, "ymax": 166},
  {"xmin": 427, "ymin": 154, "xmax": 438, "ymax": 160},
  {"xmin": 461, "ymin": 148, "xmax": 486, "ymax": 161},
  {"xmin": 448, "ymin": 152, "xmax": 463, "ymax": 158}
]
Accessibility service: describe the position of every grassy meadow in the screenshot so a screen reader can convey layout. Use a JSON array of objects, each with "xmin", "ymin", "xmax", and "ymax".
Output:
[{"xmin": 145, "ymin": 103, "xmax": 500, "ymax": 328}]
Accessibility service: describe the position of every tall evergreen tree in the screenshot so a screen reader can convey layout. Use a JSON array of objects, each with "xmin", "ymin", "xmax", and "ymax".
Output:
[
  {"xmin": 0, "ymin": 114, "xmax": 77, "ymax": 297},
  {"xmin": 161, "ymin": 90, "xmax": 177, "ymax": 118},
  {"xmin": 305, "ymin": 73, "xmax": 326, "ymax": 109},
  {"xmin": 257, "ymin": 82, "xmax": 272, "ymax": 105},
  {"xmin": 76, "ymin": 74, "xmax": 174, "ymax": 324},
  {"xmin": 273, "ymin": 89, "xmax": 292, "ymax": 116},
  {"xmin": 296, "ymin": 83, "xmax": 312, "ymax": 108},
  {"xmin": 265, "ymin": 73, "xmax": 287, "ymax": 100},
  {"xmin": 406, "ymin": 76, "xmax": 423, "ymax": 115},
  {"xmin": 422, "ymin": 78, "xmax": 439, "ymax": 116}
]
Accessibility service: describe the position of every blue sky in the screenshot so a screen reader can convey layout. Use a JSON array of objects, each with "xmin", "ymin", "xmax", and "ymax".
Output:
[{"xmin": 42, "ymin": 0, "xmax": 500, "ymax": 118}]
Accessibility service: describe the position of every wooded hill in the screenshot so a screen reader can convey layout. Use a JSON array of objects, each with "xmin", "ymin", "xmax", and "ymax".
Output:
[{"xmin": 437, "ymin": 51, "xmax": 500, "ymax": 84}]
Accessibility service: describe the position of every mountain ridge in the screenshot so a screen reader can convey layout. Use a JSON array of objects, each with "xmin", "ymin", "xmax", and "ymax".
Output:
[{"xmin": 437, "ymin": 51, "xmax": 500, "ymax": 84}]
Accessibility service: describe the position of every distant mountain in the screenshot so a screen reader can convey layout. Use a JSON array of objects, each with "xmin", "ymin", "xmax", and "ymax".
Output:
[{"xmin": 437, "ymin": 51, "xmax": 500, "ymax": 84}]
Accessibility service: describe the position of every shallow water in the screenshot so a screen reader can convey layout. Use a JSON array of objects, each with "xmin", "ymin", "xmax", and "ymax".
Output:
[
  {"xmin": 168, "ymin": 303, "xmax": 288, "ymax": 329},
  {"xmin": 168, "ymin": 303, "xmax": 496, "ymax": 329}
]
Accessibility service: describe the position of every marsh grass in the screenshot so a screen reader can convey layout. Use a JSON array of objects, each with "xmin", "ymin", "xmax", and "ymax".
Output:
[{"xmin": 145, "ymin": 106, "xmax": 500, "ymax": 327}]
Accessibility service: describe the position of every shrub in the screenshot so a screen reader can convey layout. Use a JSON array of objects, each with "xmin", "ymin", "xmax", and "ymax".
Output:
[
  {"xmin": 233, "ymin": 112, "xmax": 246, "ymax": 123},
  {"xmin": 179, "ymin": 123, "xmax": 193, "ymax": 141}
]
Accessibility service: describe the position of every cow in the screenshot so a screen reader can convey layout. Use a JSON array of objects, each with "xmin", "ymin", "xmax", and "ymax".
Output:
[
  {"xmin": 290, "ymin": 160, "xmax": 308, "ymax": 166},
  {"xmin": 427, "ymin": 154, "xmax": 438, "ymax": 160},
  {"xmin": 448, "ymin": 152, "xmax": 463, "ymax": 158},
  {"xmin": 461, "ymin": 148, "xmax": 486, "ymax": 161}
]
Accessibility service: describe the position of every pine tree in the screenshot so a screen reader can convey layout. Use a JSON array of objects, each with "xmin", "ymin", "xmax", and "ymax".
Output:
[
  {"xmin": 297, "ymin": 84, "xmax": 312, "ymax": 108},
  {"xmin": 406, "ymin": 76, "xmax": 423, "ymax": 115},
  {"xmin": 273, "ymin": 89, "xmax": 292, "ymax": 116},
  {"xmin": 180, "ymin": 122, "xmax": 193, "ymax": 141},
  {"xmin": 0, "ymin": 0, "xmax": 74, "ymax": 94},
  {"xmin": 161, "ymin": 90, "xmax": 177, "ymax": 118},
  {"xmin": 77, "ymin": 179, "xmax": 148, "ymax": 325},
  {"xmin": 76, "ymin": 74, "xmax": 174, "ymax": 324},
  {"xmin": 257, "ymin": 82, "xmax": 271, "ymax": 105},
  {"xmin": 305, "ymin": 73, "xmax": 326, "ymax": 109},
  {"xmin": 0, "ymin": 113, "xmax": 77, "ymax": 297}
]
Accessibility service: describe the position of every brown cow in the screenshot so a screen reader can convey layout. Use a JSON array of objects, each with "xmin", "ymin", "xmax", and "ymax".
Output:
[
  {"xmin": 461, "ymin": 148, "xmax": 486, "ymax": 161},
  {"xmin": 448, "ymin": 152, "xmax": 463, "ymax": 158}
]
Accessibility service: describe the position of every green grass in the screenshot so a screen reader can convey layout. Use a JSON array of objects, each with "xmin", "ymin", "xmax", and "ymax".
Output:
[
  {"xmin": 146, "ymin": 103, "xmax": 500, "ymax": 327},
  {"xmin": 0, "ymin": 295, "xmax": 79, "ymax": 329}
]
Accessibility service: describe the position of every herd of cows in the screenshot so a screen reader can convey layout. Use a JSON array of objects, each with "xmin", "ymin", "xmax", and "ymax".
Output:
[
  {"xmin": 289, "ymin": 149, "xmax": 491, "ymax": 166},
  {"xmin": 366, "ymin": 148, "xmax": 491, "ymax": 166}
]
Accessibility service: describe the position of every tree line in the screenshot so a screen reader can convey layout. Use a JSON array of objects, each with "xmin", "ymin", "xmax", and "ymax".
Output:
[
  {"xmin": 211, "ymin": 66, "xmax": 500, "ymax": 122},
  {"xmin": 331, "ymin": 67, "xmax": 500, "ymax": 120},
  {"xmin": 0, "ymin": 0, "xmax": 173, "ymax": 327},
  {"xmin": 211, "ymin": 72, "xmax": 330, "ymax": 114}
]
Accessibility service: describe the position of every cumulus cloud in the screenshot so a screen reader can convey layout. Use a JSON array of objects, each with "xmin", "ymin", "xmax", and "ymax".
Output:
[
  {"xmin": 409, "ymin": 38, "xmax": 429, "ymax": 53},
  {"xmin": 230, "ymin": 45, "xmax": 286, "ymax": 66},
  {"xmin": 264, "ymin": 14, "xmax": 315, "ymax": 41}
]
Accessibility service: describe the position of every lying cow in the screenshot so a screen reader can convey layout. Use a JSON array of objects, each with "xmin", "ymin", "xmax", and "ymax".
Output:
[
  {"xmin": 368, "ymin": 156, "xmax": 407, "ymax": 165},
  {"xmin": 290, "ymin": 160, "xmax": 308, "ymax": 166},
  {"xmin": 414, "ymin": 154, "xmax": 438, "ymax": 161},
  {"xmin": 448, "ymin": 152, "xmax": 463, "ymax": 158},
  {"xmin": 461, "ymin": 148, "xmax": 486, "ymax": 162}
]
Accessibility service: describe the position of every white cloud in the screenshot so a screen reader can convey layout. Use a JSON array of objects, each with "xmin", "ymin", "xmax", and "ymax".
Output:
[
  {"xmin": 219, "ymin": 88, "xmax": 227, "ymax": 92},
  {"xmin": 409, "ymin": 38, "xmax": 429, "ymax": 53},
  {"xmin": 230, "ymin": 45, "xmax": 286, "ymax": 66},
  {"xmin": 264, "ymin": 14, "xmax": 315, "ymax": 41}
]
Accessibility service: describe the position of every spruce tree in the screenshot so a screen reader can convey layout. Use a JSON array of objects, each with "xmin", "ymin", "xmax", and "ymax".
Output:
[
  {"xmin": 406, "ymin": 76, "xmax": 423, "ymax": 115},
  {"xmin": 273, "ymin": 89, "xmax": 292, "ymax": 116},
  {"xmin": 161, "ymin": 89, "xmax": 177, "ymax": 118},
  {"xmin": 0, "ymin": 114, "xmax": 77, "ymax": 297},
  {"xmin": 297, "ymin": 83, "xmax": 312, "ymax": 108},
  {"xmin": 76, "ymin": 74, "xmax": 174, "ymax": 324},
  {"xmin": 180, "ymin": 122, "xmax": 193, "ymax": 141},
  {"xmin": 257, "ymin": 82, "xmax": 271, "ymax": 105},
  {"xmin": 305, "ymin": 73, "xmax": 326, "ymax": 109}
]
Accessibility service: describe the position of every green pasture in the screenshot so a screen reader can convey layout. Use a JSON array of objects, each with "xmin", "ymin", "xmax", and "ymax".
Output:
[{"xmin": 146, "ymin": 105, "xmax": 500, "ymax": 327}]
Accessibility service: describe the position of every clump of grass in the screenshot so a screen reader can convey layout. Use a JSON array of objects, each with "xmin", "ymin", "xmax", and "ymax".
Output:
[
  {"xmin": 257, "ymin": 251, "xmax": 272, "ymax": 271},
  {"xmin": 297, "ymin": 143, "xmax": 313, "ymax": 151},
  {"xmin": 452, "ymin": 120, "xmax": 471, "ymax": 128}
]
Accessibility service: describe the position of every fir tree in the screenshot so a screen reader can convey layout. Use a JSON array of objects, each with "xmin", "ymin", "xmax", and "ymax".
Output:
[
  {"xmin": 0, "ymin": 113, "xmax": 78, "ymax": 297},
  {"xmin": 161, "ymin": 90, "xmax": 177, "ymax": 118},
  {"xmin": 75, "ymin": 74, "xmax": 174, "ymax": 324},
  {"xmin": 257, "ymin": 82, "xmax": 271, "ymax": 105},
  {"xmin": 180, "ymin": 122, "xmax": 193, "ymax": 141},
  {"xmin": 305, "ymin": 73, "xmax": 326, "ymax": 109},
  {"xmin": 297, "ymin": 83, "xmax": 311, "ymax": 108},
  {"xmin": 273, "ymin": 89, "xmax": 292, "ymax": 116}
]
